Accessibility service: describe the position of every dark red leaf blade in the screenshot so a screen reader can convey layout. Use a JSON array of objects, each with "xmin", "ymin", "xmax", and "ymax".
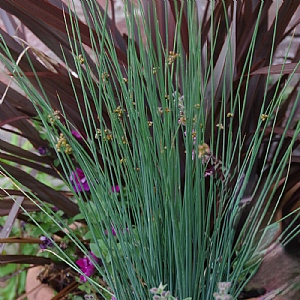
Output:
[
  {"xmin": 251, "ymin": 63, "xmax": 300, "ymax": 75},
  {"xmin": 0, "ymin": 161, "xmax": 80, "ymax": 217}
]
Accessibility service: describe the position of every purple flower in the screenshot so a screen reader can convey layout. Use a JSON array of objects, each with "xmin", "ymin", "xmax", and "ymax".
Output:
[
  {"xmin": 204, "ymin": 168, "xmax": 214, "ymax": 177},
  {"xmin": 191, "ymin": 149, "xmax": 195, "ymax": 160},
  {"xmin": 104, "ymin": 227, "xmax": 117, "ymax": 236},
  {"xmin": 37, "ymin": 146, "xmax": 48, "ymax": 155},
  {"xmin": 39, "ymin": 236, "xmax": 54, "ymax": 249},
  {"xmin": 70, "ymin": 168, "xmax": 90, "ymax": 192},
  {"xmin": 111, "ymin": 185, "xmax": 120, "ymax": 193},
  {"xmin": 104, "ymin": 226, "xmax": 129, "ymax": 236},
  {"xmin": 71, "ymin": 130, "xmax": 85, "ymax": 140},
  {"xmin": 21, "ymin": 221, "xmax": 26, "ymax": 231},
  {"xmin": 76, "ymin": 252, "xmax": 99, "ymax": 282},
  {"xmin": 111, "ymin": 296, "xmax": 116, "ymax": 300},
  {"xmin": 204, "ymin": 163, "xmax": 215, "ymax": 177},
  {"xmin": 184, "ymin": 129, "xmax": 196, "ymax": 144}
]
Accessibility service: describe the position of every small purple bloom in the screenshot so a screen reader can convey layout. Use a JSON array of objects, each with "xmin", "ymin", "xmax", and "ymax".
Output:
[
  {"xmin": 72, "ymin": 130, "xmax": 85, "ymax": 140},
  {"xmin": 70, "ymin": 168, "xmax": 90, "ymax": 192},
  {"xmin": 150, "ymin": 287, "xmax": 159, "ymax": 294},
  {"xmin": 21, "ymin": 221, "xmax": 26, "ymax": 231},
  {"xmin": 111, "ymin": 185, "xmax": 120, "ymax": 193},
  {"xmin": 76, "ymin": 252, "xmax": 99, "ymax": 282},
  {"xmin": 37, "ymin": 146, "xmax": 48, "ymax": 155},
  {"xmin": 192, "ymin": 149, "xmax": 195, "ymax": 160},
  {"xmin": 204, "ymin": 169, "xmax": 214, "ymax": 177},
  {"xmin": 39, "ymin": 236, "xmax": 54, "ymax": 249},
  {"xmin": 111, "ymin": 296, "xmax": 116, "ymax": 300},
  {"xmin": 104, "ymin": 227, "xmax": 117, "ymax": 236},
  {"xmin": 184, "ymin": 129, "xmax": 196, "ymax": 144},
  {"xmin": 104, "ymin": 226, "xmax": 129, "ymax": 236},
  {"xmin": 204, "ymin": 164, "xmax": 215, "ymax": 177}
]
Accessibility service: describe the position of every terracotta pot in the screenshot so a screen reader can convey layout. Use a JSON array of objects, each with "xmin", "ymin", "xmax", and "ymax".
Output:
[
  {"xmin": 244, "ymin": 243, "xmax": 300, "ymax": 299},
  {"xmin": 26, "ymin": 266, "xmax": 55, "ymax": 300}
]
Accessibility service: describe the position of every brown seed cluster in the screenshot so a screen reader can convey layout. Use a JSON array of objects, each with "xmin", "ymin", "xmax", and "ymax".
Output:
[
  {"xmin": 102, "ymin": 72, "xmax": 110, "ymax": 82},
  {"xmin": 48, "ymin": 110, "xmax": 60, "ymax": 125},
  {"xmin": 114, "ymin": 106, "xmax": 125, "ymax": 118},
  {"xmin": 167, "ymin": 51, "xmax": 180, "ymax": 65},
  {"xmin": 261, "ymin": 114, "xmax": 268, "ymax": 121},
  {"xmin": 121, "ymin": 136, "xmax": 128, "ymax": 144},
  {"xmin": 56, "ymin": 133, "xmax": 72, "ymax": 154},
  {"xmin": 78, "ymin": 54, "xmax": 84, "ymax": 65},
  {"xmin": 198, "ymin": 143, "xmax": 210, "ymax": 158},
  {"xmin": 95, "ymin": 128, "xmax": 113, "ymax": 141},
  {"xmin": 152, "ymin": 67, "xmax": 159, "ymax": 74}
]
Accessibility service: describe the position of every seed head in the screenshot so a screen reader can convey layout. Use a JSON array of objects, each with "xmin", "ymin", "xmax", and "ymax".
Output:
[
  {"xmin": 261, "ymin": 114, "xmax": 268, "ymax": 121},
  {"xmin": 198, "ymin": 143, "xmax": 210, "ymax": 158}
]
